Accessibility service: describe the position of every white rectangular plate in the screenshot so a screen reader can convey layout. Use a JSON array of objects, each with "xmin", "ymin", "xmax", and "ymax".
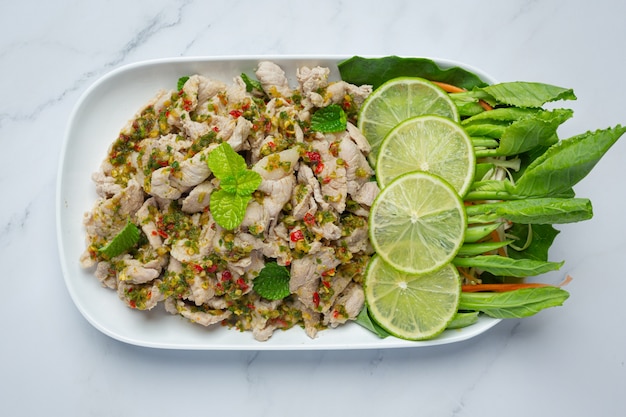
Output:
[{"xmin": 56, "ymin": 56, "xmax": 501, "ymax": 350}]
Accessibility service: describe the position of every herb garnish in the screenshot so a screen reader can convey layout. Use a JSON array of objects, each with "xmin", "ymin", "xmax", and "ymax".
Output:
[
  {"xmin": 254, "ymin": 262, "xmax": 291, "ymax": 300},
  {"xmin": 207, "ymin": 143, "xmax": 262, "ymax": 230},
  {"xmin": 98, "ymin": 219, "xmax": 141, "ymax": 259}
]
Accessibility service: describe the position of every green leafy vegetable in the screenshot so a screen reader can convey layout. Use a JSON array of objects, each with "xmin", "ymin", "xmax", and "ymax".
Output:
[
  {"xmin": 339, "ymin": 55, "xmax": 625, "ymax": 339},
  {"xmin": 513, "ymin": 125, "xmax": 626, "ymax": 197},
  {"xmin": 310, "ymin": 104, "xmax": 347, "ymax": 133},
  {"xmin": 446, "ymin": 311, "xmax": 480, "ymax": 329},
  {"xmin": 506, "ymin": 224, "xmax": 559, "ymax": 262},
  {"xmin": 254, "ymin": 262, "xmax": 291, "ymax": 300},
  {"xmin": 338, "ymin": 55, "xmax": 488, "ymax": 90},
  {"xmin": 458, "ymin": 287, "xmax": 570, "ymax": 319},
  {"xmin": 453, "ymin": 255, "xmax": 563, "ymax": 277},
  {"xmin": 207, "ymin": 143, "xmax": 262, "ymax": 230},
  {"xmin": 355, "ymin": 307, "xmax": 390, "ymax": 338},
  {"xmin": 98, "ymin": 219, "xmax": 141, "ymax": 258},
  {"xmin": 177, "ymin": 75, "xmax": 190, "ymax": 91},
  {"xmin": 481, "ymin": 82, "xmax": 577, "ymax": 108},
  {"xmin": 465, "ymin": 197, "xmax": 593, "ymax": 225}
]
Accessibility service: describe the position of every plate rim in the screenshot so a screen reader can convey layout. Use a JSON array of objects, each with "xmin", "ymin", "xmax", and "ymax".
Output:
[{"xmin": 56, "ymin": 54, "xmax": 502, "ymax": 350}]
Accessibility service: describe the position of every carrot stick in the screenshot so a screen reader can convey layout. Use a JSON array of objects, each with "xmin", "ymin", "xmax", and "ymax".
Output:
[
  {"xmin": 458, "ymin": 267, "xmax": 476, "ymax": 283},
  {"xmin": 461, "ymin": 275, "xmax": 573, "ymax": 293},
  {"xmin": 432, "ymin": 81, "xmax": 466, "ymax": 94},
  {"xmin": 489, "ymin": 229, "xmax": 508, "ymax": 257}
]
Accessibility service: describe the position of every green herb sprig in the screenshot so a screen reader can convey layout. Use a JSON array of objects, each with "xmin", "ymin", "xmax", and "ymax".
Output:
[
  {"xmin": 254, "ymin": 262, "xmax": 291, "ymax": 300},
  {"xmin": 98, "ymin": 219, "xmax": 141, "ymax": 259},
  {"xmin": 207, "ymin": 143, "xmax": 262, "ymax": 230}
]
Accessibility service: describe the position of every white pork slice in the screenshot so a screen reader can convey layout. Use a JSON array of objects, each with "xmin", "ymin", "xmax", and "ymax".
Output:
[
  {"xmin": 352, "ymin": 181, "xmax": 380, "ymax": 207},
  {"xmin": 181, "ymin": 74, "xmax": 226, "ymax": 114},
  {"xmin": 337, "ymin": 132, "xmax": 374, "ymax": 195},
  {"xmin": 181, "ymin": 181, "xmax": 214, "ymax": 213},
  {"xmin": 256, "ymin": 61, "xmax": 293, "ymax": 98},
  {"xmin": 117, "ymin": 279, "xmax": 163, "ymax": 311},
  {"xmin": 325, "ymin": 81, "xmax": 372, "ymax": 107},
  {"xmin": 92, "ymin": 170, "xmax": 122, "ymax": 198},
  {"xmin": 164, "ymin": 298, "xmax": 231, "ymax": 326},
  {"xmin": 172, "ymin": 143, "xmax": 218, "ymax": 189},
  {"xmin": 297, "ymin": 66, "xmax": 330, "ymax": 106},
  {"xmin": 325, "ymin": 282, "xmax": 365, "ymax": 327},
  {"xmin": 252, "ymin": 147, "xmax": 300, "ymax": 222},
  {"xmin": 83, "ymin": 178, "xmax": 144, "ymax": 241},
  {"xmin": 136, "ymin": 197, "xmax": 163, "ymax": 250},
  {"xmin": 289, "ymin": 247, "xmax": 341, "ymax": 293},
  {"xmin": 150, "ymin": 167, "xmax": 183, "ymax": 200}
]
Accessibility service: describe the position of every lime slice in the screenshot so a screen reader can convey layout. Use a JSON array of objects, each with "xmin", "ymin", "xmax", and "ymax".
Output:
[
  {"xmin": 357, "ymin": 77, "xmax": 459, "ymax": 165},
  {"xmin": 364, "ymin": 255, "xmax": 461, "ymax": 340},
  {"xmin": 376, "ymin": 115, "xmax": 475, "ymax": 196},
  {"xmin": 369, "ymin": 171, "xmax": 466, "ymax": 274}
]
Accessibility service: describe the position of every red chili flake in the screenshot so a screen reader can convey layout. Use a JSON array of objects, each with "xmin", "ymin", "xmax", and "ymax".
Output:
[
  {"xmin": 237, "ymin": 278, "xmax": 249, "ymax": 291},
  {"xmin": 267, "ymin": 141, "xmax": 276, "ymax": 149},
  {"xmin": 303, "ymin": 212, "xmax": 315, "ymax": 226},
  {"xmin": 183, "ymin": 98, "xmax": 193, "ymax": 111},
  {"xmin": 284, "ymin": 260, "xmax": 291, "ymax": 266},
  {"xmin": 229, "ymin": 109, "xmax": 243, "ymax": 118},
  {"xmin": 133, "ymin": 143, "xmax": 142, "ymax": 152},
  {"xmin": 165, "ymin": 110, "xmax": 171, "ymax": 118},
  {"xmin": 322, "ymin": 280, "xmax": 331, "ymax": 288},
  {"xmin": 241, "ymin": 102, "xmax": 251, "ymax": 111},
  {"xmin": 290, "ymin": 230, "xmax": 304, "ymax": 242},
  {"xmin": 329, "ymin": 142, "xmax": 340, "ymax": 157},
  {"xmin": 129, "ymin": 300, "xmax": 137, "ymax": 309},
  {"xmin": 342, "ymin": 100, "xmax": 351, "ymax": 110},
  {"xmin": 322, "ymin": 176, "xmax": 332, "ymax": 184},
  {"xmin": 264, "ymin": 120, "xmax": 272, "ymax": 133},
  {"xmin": 192, "ymin": 264, "xmax": 204, "ymax": 274},
  {"xmin": 333, "ymin": 310, "xmax": 340, "ymax": 319},
  {"xmin": 221, "ymin": 270, "xmax": 232, "ymax": 281},
  {"xmin": 206, "ymin": 264, "xmax": 218, "ymax": 273},
  {"xmin": 314, "ymin": 162, "xmax": 325, "ymax": 175},
  {"xmin": 147, "ymin": 291, "xmax": 152, "ymax": 300},
  {"xmin": 157, "ymin": 229, "xmax": 168, "ymax": 239},
  {"xmin": 322, "ymin": 268, "xmax": 335, "ymax": 277},
  {"xmin": 272, "ymin": 318, "xmax": 288, "ymax": 328},
  {"xmin": 306, "ymin": 151, "xmax": 321, "ymax": 163},
  {"xmin": 247, "ymin": 303, "xmax": 256, "ymax": 310},
  {"xmin": 313, "ymin": 292, "xmax": 320, "ymax": 308},
  {"xmin": 212, "ymin": 126, "xmax": 220, "ymax": 132}
]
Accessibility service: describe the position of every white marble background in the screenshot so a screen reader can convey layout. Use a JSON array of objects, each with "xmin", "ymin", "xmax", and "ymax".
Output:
[{"xmin": 2, "ymin": 0, "xmax": 625, "ymax": 415}]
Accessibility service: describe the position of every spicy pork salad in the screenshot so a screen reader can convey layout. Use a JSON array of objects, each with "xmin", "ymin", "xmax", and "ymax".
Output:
[
  {"xmin": 80, "ymin": 56, "xmax": 625, "ymax": 343},
  {"xmin": 80, "ymin": 61, "xmax": 377, "ymax": 341}
]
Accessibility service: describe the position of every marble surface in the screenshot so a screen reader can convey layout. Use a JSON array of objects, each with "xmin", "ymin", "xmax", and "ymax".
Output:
[{"xmin": 2, "ymin": 0, "xmax": 625, "ymax": 415}]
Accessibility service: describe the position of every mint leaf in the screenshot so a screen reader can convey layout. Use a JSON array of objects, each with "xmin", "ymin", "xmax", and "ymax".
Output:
[
  {"xmin": 98, "ymin": 219, "xmax": 141, "ymax": 258},
  {"xmin": 209, "ymin": 189, "xmax": 250, "ymax": 230},
  {"xmin": 254, "ymin": 262, "xmax": 291, "ymax": 300},
  {"xmin": 220, "ymin": 171, "xmax": 262, "ymax": 196},
  {"xmin": 311, "ymin": 104, "xmax": 347, "ymax": 133},
  {"xmin": 177, "ymin": 75, "xmax": 190, "ymax": 91},
  {"xmin": 236, "ymin": 170, "xmax": 263, "ymax": 196},
  {"xmin": 207, "ymin": 142, "xmax": 247, "ymax": 179}
]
